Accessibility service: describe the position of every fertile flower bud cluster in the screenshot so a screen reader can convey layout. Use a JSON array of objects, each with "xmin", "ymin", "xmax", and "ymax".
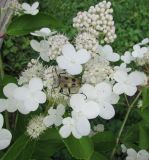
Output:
[
  {"xmin": 75, "ymin": 32, "xmax": 99, "ymax": 57},
  {"xmin": 48, "ymin": 34, "xmax": 69, "ymax": 59},
  {"xmin": 83, "ymin": 56, "xmax": 113, "ymax": 85},
  {"xmin": 27, "ymin": 115, "xmax": 47, "ymax": 139},
  {"xmin": 73, "ymin": 0, "xmax": 116, "ymax": 43},
  {"xmin": 18, "ymin": 59, "xmax": 45, "ymax": 85},
  {"xmin": 43, "ymin": 67, "xmax": 57, "ymax": 90}
]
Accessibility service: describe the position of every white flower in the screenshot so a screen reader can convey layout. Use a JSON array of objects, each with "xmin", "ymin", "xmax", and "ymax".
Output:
[
  {"xmin": 22, "ymin": 2, "xmax": 39, "ymax": 15},
  {"xmin": 59, "ymin": 117, "xmax": 82, "ymax": 139},
  {"xmin": 140, "ymin": 38, "xmax": 149, "ymax": 45},
  {"xmin": 121, "ymin": 51, "xmax": 134, "ymax": 64},
  {"xmin": 113, "ymin": 70, "xmax": 147, "ymax": 96},
  {"xmin": 98, "ymin": 45, "xmax": 120, "ymax": 62},
  {"xmin": 31, "ymin": 28, "xmax": 56, "ymax": 37},
  {"xmin": 27, "ymin": 115, "xmax": 47, "ymax": 139},
  {"xmin": 70, "ymin": 94, "xmax": 100, "ymax": 136},
  {"xmin": 126, "ymin": 148, "xmax": 149, "ymax": 160},
  {"xmin": 56, "ymin": 44, "xmax": 91, "ymax": 75},
  {"xmin": 0, "ymin": 114, "xmax": 12, "ymax": 150},
  {"xmin": 43, "ymin": 104, "xmax": 65, "ymax": 127},
  {"xmin": 114, "ymin": 63, "xmax": 131, "ymax": 73},
  {"xmin": 14, "ymin": 77, "xmax": 46, "ymax": 112},
  {"xmin": 30, "ymin": 40, "xmax": 51, "ymax": 62},
  {"xmin": 0, "ymin": 83, "xmax": 18, "ymax": 112},
  {"xmin": 80, "ymin": 82, "xmax": 119, "ymax": 120},
  {"xmin": 121, "ymin": 144, "xmax": 127, "ymax": 153},
  {"xmin": 132, "ymin": 45, "xmax": 148, "ymax": 58}
]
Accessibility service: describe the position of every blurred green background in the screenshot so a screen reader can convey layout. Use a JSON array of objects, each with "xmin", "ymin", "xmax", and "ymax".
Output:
[{"xmin": 2, "ymin": 0, "xmax": 149, "ymax": 76}]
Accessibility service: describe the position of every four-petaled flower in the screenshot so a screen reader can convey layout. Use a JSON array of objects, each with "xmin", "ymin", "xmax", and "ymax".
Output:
[
  {"xmin": 43, "ymin": 104, "xmax": 65, "ymax": 127},
  {"xmin": 113, "ymin": 70, "xmax": 147, "ymax": 96},
  {"xmin": 121, "ymin": 51, "xmax": 134, "ymax": 64},
  {"xmin": 56, "ymin": 44, "xmax": 91, "ymax": 75},
  {"xmin": 98, "ymin": 45, "xmax": 120, "ymax": 62},
  {"xmin": 0, "ymin": 114, "xmax": 12, "ymax": 150},
  {"xmin": 22, "ymin": 2, "xmax": 39, "ymax": 15},
  {"xmin": 132, "ymin": 44, "xmax": 148, "ymax": 58},
  {"xmin": 30, "ymin": 40, "xmax": 51, "ymax": 62},
  {"xmin": 31, "ymin": 28, "xmax": 56, "ymax": 37},
  {"xmin": 80, "ymin": 82, "xmax": 119, "ymax": 120},
  {"xmin": 14, "ymin": 77, "xmax": 46, "ymax": 112}
]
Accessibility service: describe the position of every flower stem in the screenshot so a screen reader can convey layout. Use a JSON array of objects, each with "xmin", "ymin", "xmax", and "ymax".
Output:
[
  {"xmin": 110, "ymin": 91, "xmax": 142, "ymax": 159},
  {"xmin": 0, "ymin": 55, "xmax": 4, "ymax": 79}
]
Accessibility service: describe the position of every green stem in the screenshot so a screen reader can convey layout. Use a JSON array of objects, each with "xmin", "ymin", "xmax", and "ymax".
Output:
[
  {"xmin": 110, "ymin": 91, "xmax": 142, "ymax": 159},
  {"xmin": 0, "ymin": 55, "xmax": 4, "ymax": 79},
  {"xmin": 5, "ymin": 111, "xmax": 10, "ymax": 130}
]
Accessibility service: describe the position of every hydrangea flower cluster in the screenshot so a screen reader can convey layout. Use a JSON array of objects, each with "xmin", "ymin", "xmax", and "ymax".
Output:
[
  {"xmin": 73, "ymin": 0, "xmax": 116, "ymax": 43},
  {"xmin": 0, "ymin": 1, "xmax": 149, "ymax": 156}
]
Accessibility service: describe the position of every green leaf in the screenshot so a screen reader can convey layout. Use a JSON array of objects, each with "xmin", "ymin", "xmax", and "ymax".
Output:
[
  {"xmin": 140, "ymin": 109, "xmax": 149, "ymax": 123},
  {"xmin": 33, "ymin": 128, "xmax": 63, "ymax": 159},
  {"xmin": 16, "ymin": 141, "xmax": 36, "ymax": 160},
  {"xmin": 92, "ymin": 131, "xmax": 115, "ymax": 153},
  {"xmin": 90, "ymin": 152, "xmax": 107, "ymax": 160},
  {"xmin": 63, "ymin": 136, "xmax": 94, "ymax": 160},
  {"xmin": 139, "ymin": 124, "xmax": 149, "ymax": 149},
  {"xmin": 142, "ymin": 87, "xmax": 149, "ymax": 108},
  {"xmin": 7, "ymin": 14, "xmax": 61, "ymax": 36},
  {"xmin": 1, "ymin": 134, "xmax": 30, "ymax": 160}
]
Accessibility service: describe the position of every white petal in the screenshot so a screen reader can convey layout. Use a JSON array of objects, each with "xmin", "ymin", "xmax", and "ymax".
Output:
[
  {"xmin": 0, "ymin": 99, "xmax": 7, "ymax": 112},
  {"xmin": 31, "ymin": 9, "xmax": 39, "ymax": 15},
  {"xmin": 126, "ymin": 157, "xmax": 135, "ymax": 160},
  {"xmin": 113, "ymin": 70, "xmax": 128, "ymax": 83},
  {"xmin": 70, "ymin": 94, "xmax": 85, "ymax": 111},
  {"xmin": 0, "ymin": 114, "xmax": 4, "ymax": 129},
  {"xmin": 124, "ymin": 85, "xmax": 137, "ymax": 96},
  {"xmin": 6, "ymin": 98, "xmax": 18, "ymax": 112},
  {"xmin": 17, "ymin": 104, "xmax": 30, "ymax": 115},
  {"xmin": 137, "ymin": 150, "xmax": 149, "ymax": 160},
  {"xmin": 83, "ymin": 101, "xmax": 100, "ymax": 119},
  {"xmin": 128, "ymin": 71, "xmax": 147, "ymax": 86},
  {"xmin": 109, "ymin": 93, "xmax": 119, "ymax": 104},
  {"xmin": 72, "ymin": 128, "xmax": 82, "ymax": 139},
  {"xmin": 95, "ymin": 82, "xmax": 112, "ymax": 100},
  {"xmin": 59, "ymin": 125, "xmax": 71, "ymax": 138},
  {"xmin": 3, "ymin": 83, "xmax": 18, "ymax": 98},
  {"xmin": 62, "ymin": 44, "xmax": 76, "ymax": 58},
  {"xmin": 76, "ymin": 49, "xmax": 91, "ymax": 64},
  {"xmin": 54, "ymin": 116, "xmax": 63, "ymax": 126},
  {"xmin": 103, "ymin": 45, "xmax": 113, "ymax": 53},
  {"xmin": 62, "ymin": 117, "xmax": 72, "ymax": 125},
  {"xmin": 127, "ymin": 148, "xmax": 137, "ymax": 158},
  {"xmin": 113, "ymin": 83, "xmax": 125, "ymax": 95},
  {"xmin": 56, "ymin": 104, "xmax": 65, "ymax": 116},
  {"xmin": 66, "ymin": 63, "xmax": 82, "ymax": 75},
  {"xmin": 40, "ymin": 51, "xmax": 50, "ymax": 62},
  {"xmin": 98, "ymin": 102, "xmax": 115, "ymax": 120},
  {"xmin": 14, "ymin": 87, "xmax": 30, "ymax": 101},
  {"xmin": 43, "ymin": 116, "xmax": 54, "ymax": 127},
  {"xmin": 76, "ymin": 117, "xmax": 90, "ymax": 136},
  {"xmin": 24, "ymin": 99, "xmax": 39, "ymax": 111},
  {"xmin": 29, "ymin": 77, "xmax": 43, "ymax": 91},
  {"xmin": 56, "ymin": 56, "xmax": 70, "ymax": 69},
  {"xmin": 22, "ymin": 3, "xmax": 31, "ymax": 11},
  {"xmin": 31, "ymin": 2, "xmax": 39, "ymax": 10},
  {"xmin": 33, "ymin": 91, "xmax": 46, "ymax": 104},
  {"xmin": 80, "ymin": 84, "xmax": 97, "ymax": 100},
  {"xmin": 40, "ymin": 28, "xmax": 51, "ymax": 35},
  {"xmin": 141, "ymin": 38, "xmax": 149, "ymax": 45},
  {"xmin": 0, "ymin": 129, "xmax": 12, "ymax": 150},
  {"xmin": 30, "ymin": 40, "xmax": 41, "ymax": 52}
]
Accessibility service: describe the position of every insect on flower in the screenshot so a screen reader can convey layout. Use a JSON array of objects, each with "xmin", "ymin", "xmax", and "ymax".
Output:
[{"xmin": 53, "ymin": 68, "xmax": 82, "ymax": 96}]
